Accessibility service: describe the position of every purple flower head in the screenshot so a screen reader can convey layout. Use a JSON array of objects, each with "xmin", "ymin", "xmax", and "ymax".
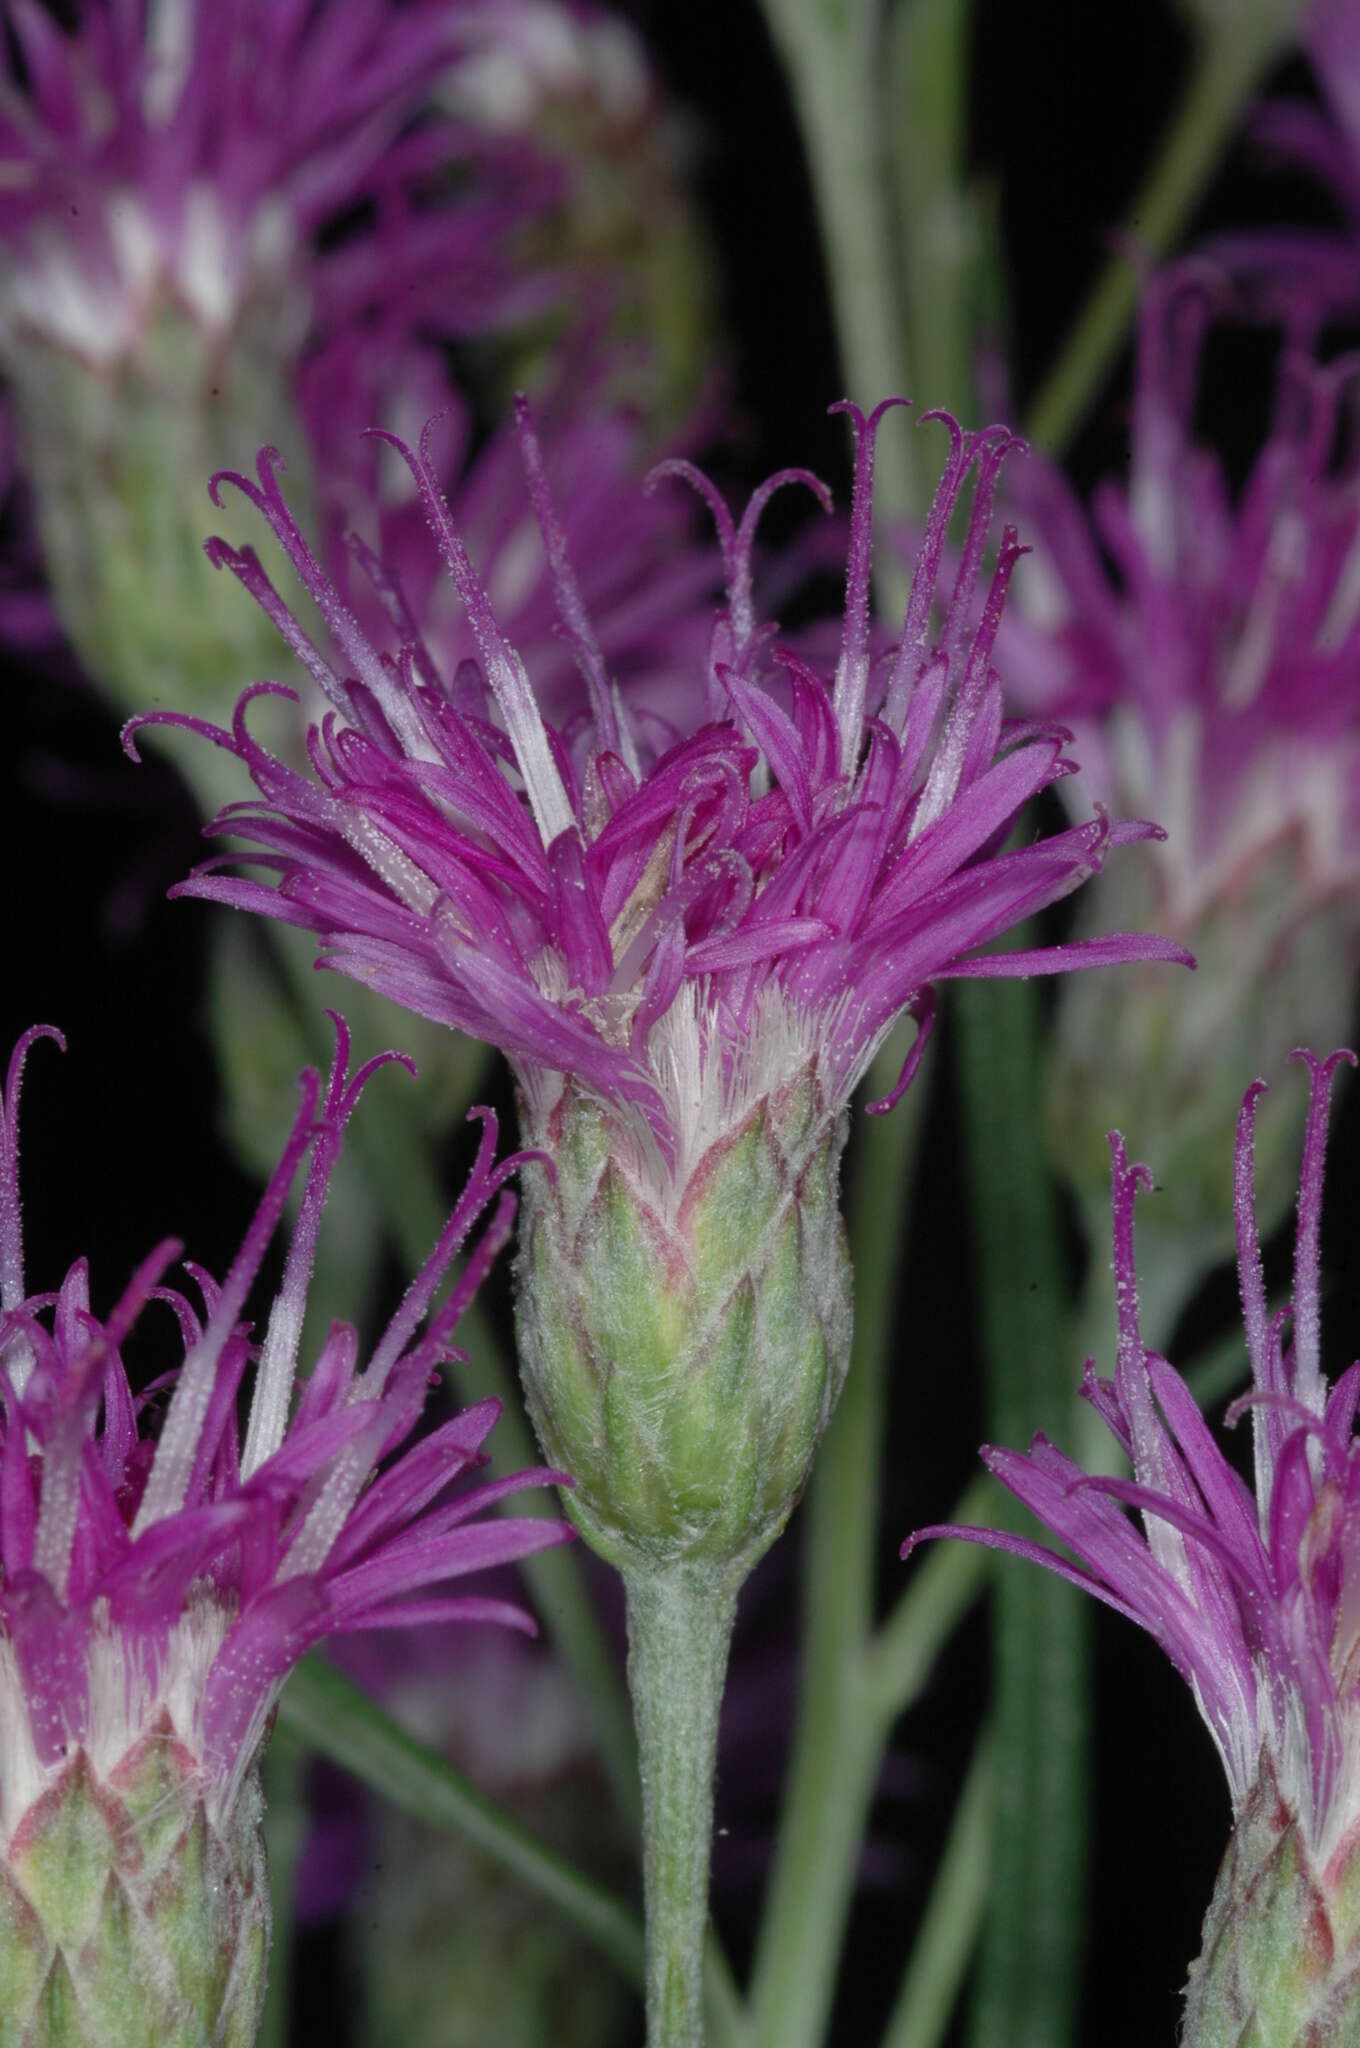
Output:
[
  {"xmin": 1000, "ymin": 265, "xmax": 1360, "ymax": 1281},
  {"xmin": 0, "ymin": 1016, "xmax": 570, "ymax": 1829},
  {"xmin": 0, "ymin": 3, "xmax": 724, "ymax": 791},
  {"xmin": 1003, "ymin": 264, "xmax": 1360, "ymax": 931},
  {"xmin": 0, "ymin": 0, "xmax": 608, "ymax": 740},
  {"xmin": 0, "ymin": 0, "xmax": 559, "ymax": 367},
  {"xmin": 129, "ymin": 396, "xmax": 1188, "ymax": 1186},
  {"xmin": 908, "ymin": 1048, "xmax": 1360, "ymax": 1856},
  {"xmin": 1212, "ymin": 0, "xmax": 1360, "ymax": 334}
]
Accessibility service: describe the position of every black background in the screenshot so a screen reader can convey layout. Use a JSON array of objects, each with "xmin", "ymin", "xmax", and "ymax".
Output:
[{"xmin": 5, "ymin": 3, "xmax": 1359, "ymax": 2042}]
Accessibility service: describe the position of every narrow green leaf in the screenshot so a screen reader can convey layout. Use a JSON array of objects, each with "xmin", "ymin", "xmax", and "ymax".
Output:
[
  {"xmin": 759, "ymin": 0, "xmax": 921, "ymax": 555},
  {"xmin": 276, "ymin": 1655, "xmax": 645, "ymax": 1989},
  {"xmin": 955, "ymin": 965, "xmax": 1088, "ymax": 2048},
  {"xmin": 880, "ymin": 1737, "xmax": 993, "ymax": 2048},
  {"xmin": 885, "ymin": 0, "xmax": 981, "ymax": 426}
]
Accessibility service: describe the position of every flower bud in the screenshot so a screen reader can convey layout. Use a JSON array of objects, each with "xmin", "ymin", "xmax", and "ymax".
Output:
[{"xmin": 515, "ymin": 1074, "xmax": 851, "ymax": 1572}]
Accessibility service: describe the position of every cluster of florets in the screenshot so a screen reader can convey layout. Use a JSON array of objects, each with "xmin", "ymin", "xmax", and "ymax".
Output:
[
  {"xmin": 0, "ymin": 0, "xmax": 557, "ymax": 368},
  {"xmin": 128, "ymin": 394, "xmax": 1187, "ymax": 1191},
  {"xmin": 310, "ymin": 378, "xmax": 720, "ymax": 741},
  {"xmin": 912, "ymin": 1048, "xmax": 1360, "ymax": 1857},
  {"xmin": 0, "ymin": 1018, "xmax": 568, "ymax": 1825},
  {"xmin": 1001, "ymin": 263, "xmax": 1360, "ymax": 937}
]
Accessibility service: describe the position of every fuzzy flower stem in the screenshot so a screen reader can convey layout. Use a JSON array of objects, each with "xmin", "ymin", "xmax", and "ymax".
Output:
[
  {"xmin": 625, "ymin": 1561, "xmax": 741, "ymax": 2048},
  {"xmin": 1026, "ymin": 7, "xmax": 1298, "ymax": 457},
  {"xmin": 758, "ymin": 0, "xmax": 919, "ymax": 570}
]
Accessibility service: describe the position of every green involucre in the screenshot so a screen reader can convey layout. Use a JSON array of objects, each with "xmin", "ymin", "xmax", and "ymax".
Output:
[
  {"xmin": 0, "ymin": 1724, "xmax": 268, "ymax": 2048},
  {"xmin": 514, "ymin": 1073, "xmax": 852, "ymax": 1571},
  {"xmin": 1184, "ymin": 1757, "xmax": 1360, "ymax": 2048}
]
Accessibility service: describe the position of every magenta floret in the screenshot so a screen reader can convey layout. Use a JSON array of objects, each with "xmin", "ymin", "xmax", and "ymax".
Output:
[
  {"xmin": 0, "ymin": 1016, "xmax": 570, "ymax": 1818},
  {"xmin": 908, "ymin": 1048, "xmax": 1360, "ymax": 1850},
  {"xmin": 131, "ymin": 394, "xmax": 1189, "ymax": 1165}
]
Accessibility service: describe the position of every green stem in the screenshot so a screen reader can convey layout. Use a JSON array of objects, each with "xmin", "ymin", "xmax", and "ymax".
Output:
[
  {"xmin": 759, "ymin": 0, "xmax": 919, "ymax": 554},
  {"xmin": 886, "ymin": 0, "xmax": 979, "ymax": 429},
  {"xmin": 747, "ymin": 1041, "xmax": 926, "ymax": 2048},
  {"xmin": 277, "ymin": 1654, "xmax": 645, "ymax": 1989},
  {"xmin": 955, "ymin": 969, "xmax": 1087, "ymax": 2048},
  {"xmin": 879, "ymin": 1738, "xmax": 993, "ymax": 2048},
  {"xmin": 1025, "ymin": 10, "xmax": 1301, "ymax": 458},
  {"xmin": 625, "ymin": 1562, "xmax": 741, "ymax": 2048}
]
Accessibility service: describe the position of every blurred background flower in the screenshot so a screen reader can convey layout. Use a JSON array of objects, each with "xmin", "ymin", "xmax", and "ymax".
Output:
[
  {"xmin": 0, "ymin": 0, "xmax": 716, "ymax": 750},
  {"xmin": 305, "ymin": 1629, "xmax": 636, "ymax": 2048},
  {"xmin": 1001, "ymin": 262, "xmax": 1360, "ymax": 1343},
  {"xmin": 0, "ymin": 0, "xmax": 729, "ymax": 1366}
]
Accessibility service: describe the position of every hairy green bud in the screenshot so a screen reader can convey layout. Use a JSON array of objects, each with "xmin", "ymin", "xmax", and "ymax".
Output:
[{"xmin": 514, "ymin": 1069, "xmax": 852, "ymax": 1574}]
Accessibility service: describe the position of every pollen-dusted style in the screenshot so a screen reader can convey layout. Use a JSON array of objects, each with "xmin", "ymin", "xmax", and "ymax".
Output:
[
  {"xmin": 0, "ymin": 1020, "xmax": 569, "ymax": 2047},
  {"xmin": 313, "ymin": 375, "xmax": 720, "ymax": 750},
  {"xmin": 909, "ymin": 1051, "xmax": 1360, "ymax": 2045}
]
